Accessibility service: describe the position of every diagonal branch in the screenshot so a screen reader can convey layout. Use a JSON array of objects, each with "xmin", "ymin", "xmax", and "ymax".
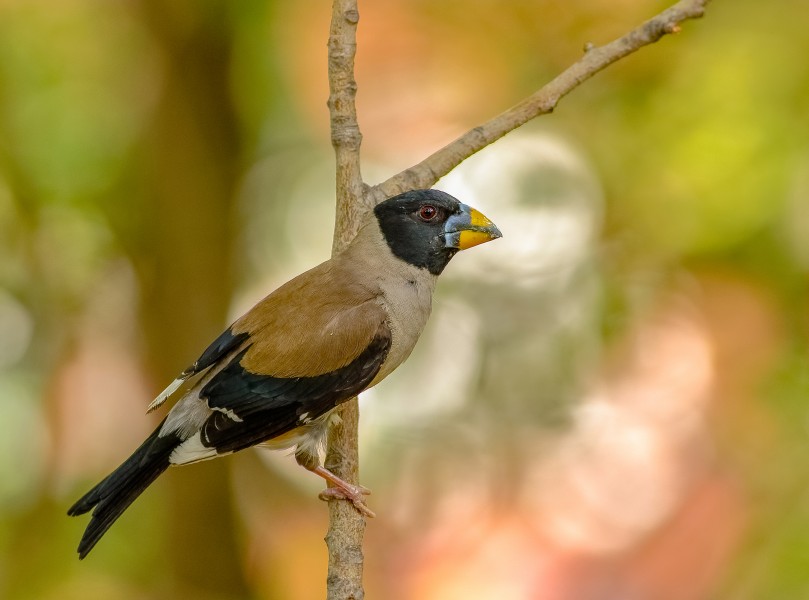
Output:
[{"xmin": 369, "ymin": 0, "xmax": 711, "ymax": 203}]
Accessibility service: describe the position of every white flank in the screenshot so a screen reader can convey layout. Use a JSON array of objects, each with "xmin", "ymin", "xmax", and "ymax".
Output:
[
  {"xmin": 169, "ymin": 433, "xmax": 219, "ymax": 465},
  {"xmin": 147, "ymin": 377, "xmax": 184, "ymax": 413}
]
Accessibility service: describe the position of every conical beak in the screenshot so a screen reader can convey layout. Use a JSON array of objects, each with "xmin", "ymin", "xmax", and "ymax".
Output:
[{"xmin": 443, "ymin": 203, "xmax": 502, "ymax": 250}]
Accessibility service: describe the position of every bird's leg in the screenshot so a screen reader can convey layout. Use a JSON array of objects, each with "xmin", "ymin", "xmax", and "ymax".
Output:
[
  {"xmin": 295, "ymin": 431, "xmax": 375, "ymax": 518},
  {"xmin": 310, "ymin": 464, "xmax": 376, "ymax": 518}
]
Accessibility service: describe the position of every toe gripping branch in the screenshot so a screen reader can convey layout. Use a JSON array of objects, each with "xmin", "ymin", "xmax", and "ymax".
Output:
[{"xmin": 311, "ymin": 465, "xmax": 375, "ymax": 518}]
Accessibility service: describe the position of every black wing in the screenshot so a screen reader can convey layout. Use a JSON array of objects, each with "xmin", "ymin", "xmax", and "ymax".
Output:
[
  {"xmin": 148, "ymin": 326, "xmax": 250, "ymax": 413},
  {"xmin": 183, "ymin": 326, "xmax": 250, "ymax": 376},
  {"xmin": 198, "ymin": 324, "xmax": 391, "ymax": 454}
]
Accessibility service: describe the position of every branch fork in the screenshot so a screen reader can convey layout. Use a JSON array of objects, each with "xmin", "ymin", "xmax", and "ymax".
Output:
[{"xmin": 323, "ymin": 1, "xmax": 710, "ymax": 597}]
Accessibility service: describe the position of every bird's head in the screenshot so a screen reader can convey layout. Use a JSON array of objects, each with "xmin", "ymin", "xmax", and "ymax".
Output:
[{"xmin": 373, "ymin": 189, "xmax": 502, "ymax": 275}]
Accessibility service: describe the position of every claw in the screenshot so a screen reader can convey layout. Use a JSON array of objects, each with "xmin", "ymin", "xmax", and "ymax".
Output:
[
  {"xmin": 310, "ymin": 465, "xmax": 375, "ymax": 518},
  {"xmin": 318, "ymin": 486, "xmax": 376, "ymax": 518}
]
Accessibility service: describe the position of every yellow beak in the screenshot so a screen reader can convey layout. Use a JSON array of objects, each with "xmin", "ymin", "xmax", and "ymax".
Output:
[{"xmin": 443, "ymin": 204, "xmax": 502, "ymax": 250}]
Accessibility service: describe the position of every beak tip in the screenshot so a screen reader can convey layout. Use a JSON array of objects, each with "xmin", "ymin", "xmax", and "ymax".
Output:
[{"xmin": 447, "ymin": 206, "xmax": 502, "ymax": 250}]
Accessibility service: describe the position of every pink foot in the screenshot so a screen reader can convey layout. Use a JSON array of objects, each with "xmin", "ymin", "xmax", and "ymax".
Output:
[
  {"xmin": 318, "ymin": 485, "xmax": 376, "ymax": 518},
  {"xmin": 311, "ymin": 465, "xmax": 375, "ymax": 518}
]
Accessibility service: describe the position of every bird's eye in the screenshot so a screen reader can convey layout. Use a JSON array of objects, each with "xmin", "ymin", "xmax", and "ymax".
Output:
[{"xmin": 418, "ymin": 205, "xmax": 438, "ymax": 221}]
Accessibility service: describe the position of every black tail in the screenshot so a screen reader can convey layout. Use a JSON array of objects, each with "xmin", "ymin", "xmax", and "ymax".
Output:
[{"xmin": 68, "ymin": 419, "xmax": 181, "ymax": 559}]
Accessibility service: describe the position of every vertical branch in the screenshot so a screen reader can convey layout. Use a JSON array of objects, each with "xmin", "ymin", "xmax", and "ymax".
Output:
[
  {"xmin": 329, "ymin": 0, "xmax": 367, "ymax": 255},
  {"xmin": 325, "ymin": 1, "xmax": 367, "ymax": 599}
]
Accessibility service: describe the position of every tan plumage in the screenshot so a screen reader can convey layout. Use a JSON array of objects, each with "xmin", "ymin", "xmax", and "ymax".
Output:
[
  {"xmin": 234, "ymin": 260, "xmax": 387, "ymax": 378},
  {"xmin": 68, "ymin": 189, "xmax": 501, "ymax": 558}
]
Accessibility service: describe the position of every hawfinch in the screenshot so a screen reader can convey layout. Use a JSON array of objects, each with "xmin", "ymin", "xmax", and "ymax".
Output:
[{"xmin": 69, "ymin": 189, "xmax": 501, "ymax": 558}]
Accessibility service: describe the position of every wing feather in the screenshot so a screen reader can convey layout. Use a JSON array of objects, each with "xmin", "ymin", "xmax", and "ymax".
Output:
[
  {"xmin": 233, "ymin": 261, "xmax": 385, "ymax": 378},
  {"xmin": 198, "ymin": 317, "xmax": 391, "ymax": 454}
]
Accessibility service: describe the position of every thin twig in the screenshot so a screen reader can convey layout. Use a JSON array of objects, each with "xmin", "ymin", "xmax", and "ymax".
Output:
[
  {"xmin": 369, "ymin": 0, "xmax": 710, "ymax": 203},
  {"xmin": 325, "ymin": 1, "xmax": 367, "ymax": 599}
]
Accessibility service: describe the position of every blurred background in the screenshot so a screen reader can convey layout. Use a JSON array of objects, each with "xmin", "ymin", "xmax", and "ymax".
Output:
[{"xmin": 0, "ymin": 0, "xmax": 807, "ymax": 598}]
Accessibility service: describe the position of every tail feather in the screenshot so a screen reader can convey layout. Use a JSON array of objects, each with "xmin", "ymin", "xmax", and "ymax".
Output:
[{"xmin": 68, "ymin": 419, "xmax": 182, "ymax": 559}]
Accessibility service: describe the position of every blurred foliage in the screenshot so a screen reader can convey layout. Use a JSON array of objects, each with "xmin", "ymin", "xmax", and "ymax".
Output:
[{"xmin": 0, "ymin": 0, "xmax": 807, "ymax": 599}]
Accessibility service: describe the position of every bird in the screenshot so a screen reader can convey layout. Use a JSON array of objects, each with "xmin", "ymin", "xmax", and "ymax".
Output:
[{"xmin": 67, "ymin": 188, "xmax": 501, "ymax": 558}]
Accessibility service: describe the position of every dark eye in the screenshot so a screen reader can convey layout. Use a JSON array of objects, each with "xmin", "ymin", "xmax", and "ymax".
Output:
[{"xmin": 418, "ymin": 205, "xmax": 438, "ymax": 221}]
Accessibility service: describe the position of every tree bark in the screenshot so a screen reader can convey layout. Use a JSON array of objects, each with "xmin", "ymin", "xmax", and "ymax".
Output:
[{"xmin": 324, "ymin": 1, "xmax": 369, "ymax": 600}]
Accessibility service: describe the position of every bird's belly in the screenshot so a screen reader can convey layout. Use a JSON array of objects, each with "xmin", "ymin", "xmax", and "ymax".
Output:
[
  {"xmin": 259, "ymin": 410, "xmax": 338, "ymax": 457},
  {"xmin": 259, "ymin": 427, "xmax": 306, "ymax": 451}
]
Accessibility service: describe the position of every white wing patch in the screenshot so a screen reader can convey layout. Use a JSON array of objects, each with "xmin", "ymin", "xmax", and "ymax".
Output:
[
  {"xmin": 211, "ymin": 406, "xmax": 243, "ymax": 422},
  {"xmin": 169, "ymin": 432, "xmax": 221, "ymax": 465}
]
